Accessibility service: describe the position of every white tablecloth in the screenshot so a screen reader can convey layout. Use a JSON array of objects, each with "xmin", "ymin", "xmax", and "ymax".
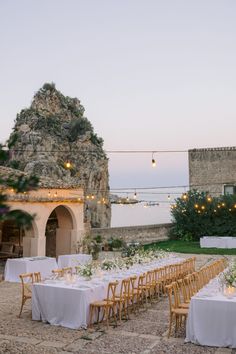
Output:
[
  {"xmin": 200, "ymin": 236, "xmax": 236, "ymax": 248},
  {"xmin": 57, "ymin": 254, "xmax": 92, "ymax": 268},
  {"xmin": 186, "ymin": 280, "xmax": 236, "ymax": 348},
  {"xmin": 32, "ymin": 256, "xmax": 184, "ymax": 329},
  {"xmin": 4, "ymin": 257, "xmax": 58, "ymax": 282}
]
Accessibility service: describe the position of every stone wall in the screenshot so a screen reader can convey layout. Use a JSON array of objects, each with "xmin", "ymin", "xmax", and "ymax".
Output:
[
  {"xmin": 90, "ymin": 223, "xmax": 172, "ymax": 245},
  {"xmin": 189, "ymin": 147, "xmax": 236, "ymax": 196}
]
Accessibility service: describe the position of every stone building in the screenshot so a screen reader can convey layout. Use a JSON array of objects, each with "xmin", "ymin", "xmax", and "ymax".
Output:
[
  {"xmin": 0, "ymin": 166, "xmax": 85, "ymax": 257},
  {"xmin": 188, "ymin": 147, "xmax": 236, "ymax": 196}
]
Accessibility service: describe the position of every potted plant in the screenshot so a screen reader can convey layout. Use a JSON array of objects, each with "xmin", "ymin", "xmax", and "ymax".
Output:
[
  {"xmin": 111, "ymin": 238, "xmax": 123, "ymax": 251},
  {"xmin": 103, "ymin": 241, "xmax": 110, "ymax": 252}
]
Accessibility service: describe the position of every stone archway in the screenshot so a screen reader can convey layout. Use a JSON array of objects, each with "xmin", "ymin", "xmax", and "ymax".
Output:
[{"xmin": 45, "ymin": 205, "xmax": 74, "ymax": 257}]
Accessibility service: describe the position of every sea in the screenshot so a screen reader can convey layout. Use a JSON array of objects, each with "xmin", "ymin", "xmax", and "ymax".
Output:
[{"xmin": 111, "ymin": 202, "xmax": 172, "ymax": 227}]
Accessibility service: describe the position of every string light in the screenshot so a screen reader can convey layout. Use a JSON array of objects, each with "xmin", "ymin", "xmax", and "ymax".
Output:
[
  {"xmin": 10, "ymin": 147, "xmax": 236, "ymax": 154},
  {"xmin": 151, "ymin": 152, "xmax": 156, "ymax": 167},
  {"xmin": 182, "ymin": 193, "xmax": 188, "ymax": 200},
  {"xmin": 64, "ymin": 161, "xmax": 72, "ymax": 169}
]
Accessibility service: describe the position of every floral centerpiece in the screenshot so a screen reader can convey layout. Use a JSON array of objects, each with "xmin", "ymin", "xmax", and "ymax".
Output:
[
  {"xmin": 219, "ymin": 262, "xmax": 236, "ymax": 297},
  {"xmin": 220, "ymin": 263, "xmax": 236, "ymax": 287},
  {"xmin": 79, "ymin": 263, "xmax": 94, "ymax": 280},
  {"xmin": 101, "ymin": 258, "xmax": 122, "ymax": 271}
]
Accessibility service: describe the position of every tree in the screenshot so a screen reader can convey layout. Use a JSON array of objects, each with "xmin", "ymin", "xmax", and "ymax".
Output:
[
  {"xmin": 0, "ymin": 139, "xmax": 39, "ymax": 227},
  {"xmin": 170, "ymin": 189, "xmax": 236, "ymax": 240}
]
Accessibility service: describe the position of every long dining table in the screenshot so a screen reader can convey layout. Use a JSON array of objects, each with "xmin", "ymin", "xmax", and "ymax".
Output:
[
  {"xmin": 186, "ymin": 276, "xmax": 236, "ymax": 348},
  {"xmin": 32, "ymin": 255, "xmax": 184, "ymax": 329},
  {"xmin": 4, "ymin": 257, "xmax": 58, "ymax": 282}
]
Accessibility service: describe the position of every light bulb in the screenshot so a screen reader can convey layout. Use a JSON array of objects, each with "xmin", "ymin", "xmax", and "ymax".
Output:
[
  {"xmin": 65, "ymin": 161, "xmax": 72, "ymax": 169},
  {"xmin": 151, "ymin": 152, "xmax": 156, "ymax": 167},
  {"xmin": 182, "ymin": 193, "xmax": 187, "ymax": 200}
]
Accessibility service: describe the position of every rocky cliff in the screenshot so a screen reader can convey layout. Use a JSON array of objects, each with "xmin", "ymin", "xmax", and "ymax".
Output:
[{"xmin": 7, "ymin": 83, "xmax": 111, "ymax": 227}]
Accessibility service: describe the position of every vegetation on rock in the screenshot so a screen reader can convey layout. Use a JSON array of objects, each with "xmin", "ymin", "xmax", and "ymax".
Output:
[{"xmin": 5, "ymin": 82, "xmax": 110, "ymax": 227}]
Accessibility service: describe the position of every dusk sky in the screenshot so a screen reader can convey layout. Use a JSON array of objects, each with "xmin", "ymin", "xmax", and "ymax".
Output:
[{"xmin": 0, "ymin": 0, "xmax": 236, "ymax": 192}]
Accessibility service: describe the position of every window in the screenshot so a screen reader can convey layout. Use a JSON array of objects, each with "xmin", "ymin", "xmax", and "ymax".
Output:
[{"xmin": 224, "ymin": 185, "xmax": 236, "ymax": 195}]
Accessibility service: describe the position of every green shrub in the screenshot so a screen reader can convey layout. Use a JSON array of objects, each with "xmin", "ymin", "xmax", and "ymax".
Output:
[{"xmin": 171, "ymin": 189, "xmax": 236, "ymax": 240}]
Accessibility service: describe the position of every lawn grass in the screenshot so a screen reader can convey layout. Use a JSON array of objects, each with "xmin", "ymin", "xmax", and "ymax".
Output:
[{"xmin": 144, "ymin": 239, "xmax": 236, "ymax": 255}]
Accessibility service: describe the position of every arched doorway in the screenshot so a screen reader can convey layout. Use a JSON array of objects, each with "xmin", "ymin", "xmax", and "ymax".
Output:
[{"xmin": 45, "ymin": 205, "xmax": 74, "ymax": 257}]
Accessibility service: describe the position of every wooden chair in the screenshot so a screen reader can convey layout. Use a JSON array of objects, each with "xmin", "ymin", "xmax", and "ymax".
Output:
[
  {"xmin": 132, "ymin": 273, "xmax": 146, "ymax": 311},
  {"xmin": 34, "ymin": 272, "xmax": 42, "ymax": 282},
  {"xmin": 146, "ymin": 270, "xmax": 156, "ymax": 302},
  {"xmin": 114, "ymin": 278, "xmax": 131, "ymax": 321},
  {"xmin": 175, "ymin": 281, "xmax": 190, "ymax": 309},
  {"xmin": 89, "ymin": 281, "xmax": 118, "ymax": 329},
  {"xmin": 62, "ymin": 267, "xmax": 73, "ymax": 275},
  {"xmin": 154, "ymin": 268, "xmax": 164, "ymax": 299},
  {"xmin": 52, "ymin": 268, "xmax": 63, "ymax": 277},
  {"xmin": 166, "ymin": 283, "xmax": 188, "ymax": 337},
  {"xmin": 19, "ymin": 273, "xmax": 34, "ymax": 317},
  {"xmin": 129, "ymin": 275, "xmax": 138, "ymax": 312}
]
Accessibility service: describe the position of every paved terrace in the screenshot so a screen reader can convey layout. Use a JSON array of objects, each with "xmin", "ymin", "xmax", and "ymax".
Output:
[{"xmin": 0, "ymin": 254, "xmax": 235, "ymax": 354}]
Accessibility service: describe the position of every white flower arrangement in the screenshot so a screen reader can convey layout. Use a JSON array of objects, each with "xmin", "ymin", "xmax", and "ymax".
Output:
[
  {"xmin": 220, "ymin": 262, "xmax": 236, "ymax": 287},
  {"xmin": 79, "ymin": 263, "xmax": 94, "ymax": 278}
]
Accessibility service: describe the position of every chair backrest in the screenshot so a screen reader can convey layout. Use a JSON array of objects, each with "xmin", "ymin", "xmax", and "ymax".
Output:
[
  {"xmin": 172, "ymin": 281, "xmax": 182, "ymax": 307},
  {"xmin": 19, "ymin": 273, "xmax": 34, "ymax": 298},
  {"xmin": 34, "ymin": 272, "xmax": 42, "ymax": 283},
  {"xmin": 52, "ymin": 269, "xmax": 63, "ymax": 277},
  {"xmin": 183, "ymin": 274, "xmax": 196, "ymax": 299},
  {"xmin": 137, "ymin": 273, "xmax": 146, "ymax": 290},
  {"xmin": 177, "ymin": 279, "xmax": 188, "ymax": 303},
  {"xmin": 119, "ymin": 278, "xmax": 130, "ymax": 298},
  {"xmin": 107, "ymin": 281, "xmax": 119, "ymax": 302},
  {"xmin": 146, "ymin": 270, "xmax": 155, "ymax": 285},
  {"xmin": 62, "ymin": 267, "xmax": 73, "ymax": 275},
  {"xmin": 129, "ymin": 276, "xmax": 137, "ymax": 293},
  {"xmin": 166, "ymin": 283, "xmax": 176, "ymax": 312}
]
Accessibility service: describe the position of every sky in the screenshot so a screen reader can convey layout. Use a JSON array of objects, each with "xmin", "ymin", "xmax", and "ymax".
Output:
[{"xmin": 0, "ymin": 0, "xmax": 236, "ymax": 194}]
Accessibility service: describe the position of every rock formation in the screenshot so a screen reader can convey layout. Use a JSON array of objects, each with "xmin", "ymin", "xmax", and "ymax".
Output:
[{"xmin": 6, "ymin": 83, "xmax": 111, "ymax": 227}]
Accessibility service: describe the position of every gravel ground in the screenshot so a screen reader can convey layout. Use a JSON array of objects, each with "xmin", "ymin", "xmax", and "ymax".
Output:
[{"xmin": 0, "ymin": 254, "xmax": 235, "ymax": 354}]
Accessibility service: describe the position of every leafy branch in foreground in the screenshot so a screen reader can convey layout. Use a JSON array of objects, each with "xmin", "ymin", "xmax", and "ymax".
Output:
[{"xmin": 0, "ymin": 141, "xmax": 39, "ymax": 227}]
